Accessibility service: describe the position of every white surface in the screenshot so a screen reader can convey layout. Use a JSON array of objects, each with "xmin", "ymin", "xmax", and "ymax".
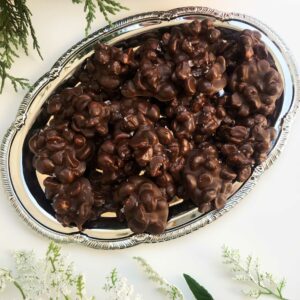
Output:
[{"xmin": 0, "ymin": 1, "xmax": 300, "ymax": 299}]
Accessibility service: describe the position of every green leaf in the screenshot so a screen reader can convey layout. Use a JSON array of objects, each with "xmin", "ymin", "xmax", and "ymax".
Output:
[{"xmin": 183, "ymin": 274, "xmax": 214, "ymax": 300}]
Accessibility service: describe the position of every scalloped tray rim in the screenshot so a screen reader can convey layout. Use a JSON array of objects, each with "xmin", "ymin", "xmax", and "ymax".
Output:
[{"xmin": 1, "ymin": 6, "xmax": 299, "ymax": 249}]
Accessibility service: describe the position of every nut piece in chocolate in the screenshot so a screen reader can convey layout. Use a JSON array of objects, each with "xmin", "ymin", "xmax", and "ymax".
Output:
[
  {"xmin": 44, "ymin": 177, "xmax": 94, "ymax": 230},
  {"xmin": 114, "ymin": 176, "xmax": 169, "ymax": 234},
  {"xmin": 29, "ymin": 125, "xmax": 94, "ymax": 183},
  {"xmin": 183, "ymin": 143, "xmax": 234, "ymax": 213}
]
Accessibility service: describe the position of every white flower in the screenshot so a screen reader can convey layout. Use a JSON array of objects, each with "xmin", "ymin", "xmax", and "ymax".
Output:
[
  {"xmin": 0, "ymin": 269, "xmax": 14, "ymax": 292},
  {"xmin": 103, "ymin": 269, "xmax": 141, "ymax": 300},
  {"xmin": 133, "ymin": 257, "xmax": 184, "ymax": 300},
  {"xmin": 222, "ymin": 246, "xmax": 288, "ymax": 300},
  {"xmin": 0, "ymin": 242, "xmax": 94, "ymax": 300}
]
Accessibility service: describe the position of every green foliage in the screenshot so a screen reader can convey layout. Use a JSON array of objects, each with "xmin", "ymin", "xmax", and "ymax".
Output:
[
  {"xmin": 76, "ymin": 274, "xmax": 86, "ymax": 299},
  {"xmin": 0, "ymin": 0, "xmax": 127, "ymax": 94},
  {"xmin": 46, "ymin": 240, "xmax": 61, "ymax": 273},
  {"xmin": 0, "ymin": 0, "xmax": 42, "ymax": 93},
  {"xmin": 183, "ymin": 274, "xmax": 214, "ymax": 300},
  {"xmin": 0, "ymin": 242, "xmax": 292, "ymax": 300},
  {"xmin": 222, "ymin": 246, "xmax": 288, "ymax": 300},
  {"xmin": 103, "ymin": 268, "xmax": 117, "ymax": 291},
  {"xmin": 72, "ymin": 0, "xmax": 128, "ymax": 35},
  {"xmin": 133, "ymin": 256, "xmax": 184, "ymax": 300},
  {"xmin": 110, "ymin": 268, "xmax": 118, "ymax": 287},
  {"xmin": 0, "ymin": 242, "xmax": 141, "ymax": 299},
  {"xmin": 103, "ymin": 268, "xmax": 141, "ymax": 299},
  {"xmin": 0, "ymin": 241, "xmax": 95, "ymax": 299}
]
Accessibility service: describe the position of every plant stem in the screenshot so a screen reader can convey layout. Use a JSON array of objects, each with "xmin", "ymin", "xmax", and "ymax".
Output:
[
  {"xmin": 49, "ymin": 257, "xmax": 56, "ymax": 272},
  {"xmin": 13, "ymin": 281, "xmax": 26, "ymax": 300},
  {"xmin": 228, "ymin": 254, "xmax": 288, "ymax": 300}
]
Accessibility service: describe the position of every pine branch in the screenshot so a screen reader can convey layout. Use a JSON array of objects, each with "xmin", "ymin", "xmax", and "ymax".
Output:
[
  {"xmin": 0, "ymin": 0, "xmax": 129, "ymax": 93},
  {"xmin": 0, "ymin": 0, "xmax": 42, "ymax": 93},
  {"xmin": 72, "ymin": 0, "xmax": 128, "ymax": 35},
  {"xmin": 0, "ymin": 61, "xmax": 30, "ymax": 92}
]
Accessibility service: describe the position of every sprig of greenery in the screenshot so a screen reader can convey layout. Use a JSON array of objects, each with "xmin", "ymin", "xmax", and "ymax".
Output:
[
  {"xmin": 0, "ymin": 242, "xmax": 291, "ymax": 299},
  {"xmin": 0, "ymin": 0, "xmax": 128, "ymax": 94},
  {"xmin": 76, "ymin": 274, "xmax": 87, "ymax": 299},
  {"xmin": 222, "ymin": 246, "xmax": 288, "ymax": 299},
  {"xmin": 133, "ymin": 256, "xmax": 184, "ymax": 300},
  {"xmin": 46, "ymin": 240, "xmax": 61, "ymax": 273},
  {"xmin": 0, "ymin": 241, "xmax": 96, "ymax": 299},
  {"xmin": 103, "ymin": 268, "xmax": 141, "ymax": 299},
  {"xmin": 72, "ymin": 0, "xmax": 128, "ymax": 35},
  {"xmin": 0, "ymin": 62, "xmax": 31, "ymax": 93},
  {"xmin": 0, "ymin": 0, "xmax": 42, "ymax": 93},
  {"xmin": 0, "ymin": 268, "xmax": 25, "ymax": 299}
]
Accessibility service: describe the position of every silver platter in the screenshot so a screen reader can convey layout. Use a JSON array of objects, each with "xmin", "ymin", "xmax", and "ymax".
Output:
[{"xmin": 1, "ymin": 6, "xmax": 299, "ymax": 249}]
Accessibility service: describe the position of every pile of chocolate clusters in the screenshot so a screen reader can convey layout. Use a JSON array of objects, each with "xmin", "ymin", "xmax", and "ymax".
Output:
[{"xmin": 29, "ymin": 19, "xmax": 283, "ymax": 234}]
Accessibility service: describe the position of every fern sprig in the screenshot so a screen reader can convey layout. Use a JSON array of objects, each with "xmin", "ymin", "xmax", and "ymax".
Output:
[{"xmin": 222, "ymin": 246, "xmax": 288, "ymax": 300}]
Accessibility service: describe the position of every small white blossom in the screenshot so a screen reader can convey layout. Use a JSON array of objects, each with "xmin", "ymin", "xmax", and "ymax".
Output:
[
  {"xmin": 0, "ymin": 269, "xmax": 14, "ymax": 292},
  {"xmin": 133, "ymin": 257, "xmax": 184, "ymax": 300},
  {"xmin": 222, "ymin": 246, "xmax": 288, "ymax": 300},
  {"xmin": 103, "ymin": 268, "xmax": 141, "ymax": 300},
  {"xmin": 0, "ymin": 242, "xmax": 94, "ymax": 300}
]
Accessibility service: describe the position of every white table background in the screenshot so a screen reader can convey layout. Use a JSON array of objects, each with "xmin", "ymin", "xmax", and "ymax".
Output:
[{"xmin": 0, "ymin": 1, "xmax": 300, "ymax": 299}]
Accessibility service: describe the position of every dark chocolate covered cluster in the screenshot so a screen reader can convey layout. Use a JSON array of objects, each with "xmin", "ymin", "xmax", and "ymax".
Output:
[{"xmin": 29, "ymin": 19, "xmax": 283, "ymax": 234}]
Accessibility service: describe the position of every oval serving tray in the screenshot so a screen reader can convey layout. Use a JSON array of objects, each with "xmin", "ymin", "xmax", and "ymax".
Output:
[{"xmin": 1, "ymin": 6, "xmax": 299, "ymax": 249}]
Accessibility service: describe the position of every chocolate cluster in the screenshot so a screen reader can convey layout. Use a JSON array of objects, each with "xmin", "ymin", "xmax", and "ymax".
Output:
[{"xmin": 29, "ymin": 19, "xmax": 283, "ymax": 234}]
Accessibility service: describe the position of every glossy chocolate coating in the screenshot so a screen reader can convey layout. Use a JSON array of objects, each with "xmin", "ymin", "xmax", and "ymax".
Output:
[
  {"xmin": 114, "ymin": 176, "xmax": 168, "ymax": 234},
  {"xmin": 230, "ymin": 59, "xmax": 283, "ymax": 116},
  {"xmin": 29, "ymin": 125, "xmax": 94, "ymax": 183},
  {"xmin": 44, "ymin": 177, "xmax": 94, "ymax": 230},
  {"xmin": 183, "ymin": 143, "xmax": 233, "ymax": 212},
  {"xmin": 28, "ymin": 18, "xmax": 283, "ymax": 233}
]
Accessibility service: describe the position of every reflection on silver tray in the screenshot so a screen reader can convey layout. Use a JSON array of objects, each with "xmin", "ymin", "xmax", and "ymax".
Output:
[{"xmin": 0, "ymin": 6, "xmax": 299, "ymax": 249}]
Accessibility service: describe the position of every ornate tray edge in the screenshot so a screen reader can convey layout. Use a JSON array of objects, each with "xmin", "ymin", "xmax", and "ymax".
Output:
[{"xmin": 1, "ymin": 6, "xmax": 299, "ymax": 249}]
